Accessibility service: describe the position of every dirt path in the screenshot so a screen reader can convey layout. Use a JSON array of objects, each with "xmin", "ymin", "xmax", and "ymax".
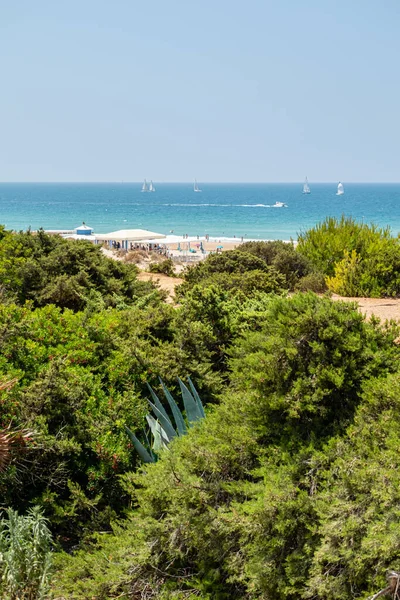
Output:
[
  {"xmin": 137, "ymin": 272, "xmax": 184, "ymax": 303},
  {"xmin": 331, "ymin": 295, "xmax": 400, "ymax": 322}
]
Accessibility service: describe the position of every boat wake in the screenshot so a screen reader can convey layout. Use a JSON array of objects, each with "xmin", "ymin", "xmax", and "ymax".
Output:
[
  {"xmin": 159, "ymin": 203, "xmax": 286, "ymax": 208},
  {"xmin": 127, "ymin": 203, "xmax": 288, "ymax": 208}
]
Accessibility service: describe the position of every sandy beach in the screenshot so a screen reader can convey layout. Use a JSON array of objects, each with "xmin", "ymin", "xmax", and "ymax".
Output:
[{"xmin": 167, "ymin": 238, "xmax": 244, "ymax": 255}]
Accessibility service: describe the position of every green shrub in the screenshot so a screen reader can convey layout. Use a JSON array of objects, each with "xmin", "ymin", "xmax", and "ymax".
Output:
[
  {"xmin": 149, "ymin": 258, "xmax": 175, "ymax": 276},
  {"xmin": 177, "ymin": 268, "xmax": 286, "ymax": 299},
  {"xmin": 52, "ymin": 295, "xmax": 400, "ymax": 599},
  {"xmin": 307, "ymin": 372, "xmax": 400, "ymax": 599},
  {"xmin": 184, "ymin": 250, "xmax": 270, "ymax": 284},
  {"xmin": 0, "ymin": 301, "xmax": 220, "ymax": 544},
  {"xmin": 0, "ymin": 228, "xmax": 160, "ymax": 310},
  {"xmin": 326, "ymin": 248, "xmax": 361, "ymax": 296},
  {"xmin": 298, "ymin": 216, "xmax": 400, "ymax": 297},
  {"xmin": 229, "ymin": 292, "xmax": 400, "ymax": 443},
  {"xmin": 295, "ymin": 271, "xmax": 327, "ymax": 293},
  {"xmin": 240, "ymin": 239, "xmax": 292, "ymax": 263},
  {"xmin": 297, "ymin": 215, "xmax": 385, "ymax": 276},
  {"xmin": 178, "ymin": 243, "xmax": 317, "ymax": 298},
  {"xmin": 241, "ymin": 240, "xmax": 313, "ymax": 289}
]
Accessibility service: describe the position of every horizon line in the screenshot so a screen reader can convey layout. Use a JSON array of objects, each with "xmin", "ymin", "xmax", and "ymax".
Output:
[{"xmin": 0, "ymin": 181, "xmax": 399, "ymax": 185}]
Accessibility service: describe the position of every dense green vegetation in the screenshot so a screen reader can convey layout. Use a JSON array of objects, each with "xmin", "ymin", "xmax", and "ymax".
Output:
[
  {"xmin": 149, "ymin": 257, "xmax": 176, "ymax": 276},
  {"xmin": 298, "ymin": 215, "xmax": 400, "ymax": 297},
  {"xmin": 1, "ymin": 223, "xmax": 400, "ymax": 599},
  {"xmin": 52, "ymin": 294, "xmax": 400, "ymax": 600},
  {"xmin": 177, "ymin": 243, "xmax": 317, "ymax": 297},
  {"xmin": 0, "ymin": 227, "xmax": 159, "ymax": 310}
]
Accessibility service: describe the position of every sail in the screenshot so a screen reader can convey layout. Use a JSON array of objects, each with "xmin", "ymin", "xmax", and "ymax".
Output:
[
  {"xmin": 142, "ymin": 179, "xmax": 148, "ymax": 192},
  {"xmin": 337, "ymin": 182, "xmax": 344, "ymax": 195},
  {"xmin": 303, "ymin": 177, "xmax": 310, "ymax": 194},
  {"xmin": 149, "ymin": 180, "xmax": 155, "ymax": 192},
  {"xmin": 194, "ymin": 179, "xmax": 201, "ymax": 192}
]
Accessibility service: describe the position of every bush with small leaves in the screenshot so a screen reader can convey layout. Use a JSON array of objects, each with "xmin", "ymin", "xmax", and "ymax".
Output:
[{"xmin": 149, "ymin": 258, "xmax": 175, "ymax": 276}]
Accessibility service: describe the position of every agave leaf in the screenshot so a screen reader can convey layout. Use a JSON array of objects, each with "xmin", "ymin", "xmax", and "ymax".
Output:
[
  {"xmin": 146, "ymin": 415, "xmax": 170, "ymax": 452},
  {"xmin": 147, "ymin": 400, "xmax": 177, "ymax": 440},
  {"xmin": 160, "ymin": 378, "xmax": 187, "ymax": 435},
  {"xmin": 146, "ymin": 383, "xmax": 170, "ymax": 423},
  {"xmin": 146, "ymin": 414, "xmax": 159, "ymax": 439},
  {"xmin": 159, "ymin": 425, "xmax": 170, "ymax": 449},
  {"xmin": 125, "ymin": 425, "xmax": 155, "ymax": 463},
  {"xmin": 178, "ymin": 378, "xmax": 203, "ymax": 424},
  {"xmin": 152, "ymin": 420, "xmax": 163, "ymax": 453},
  {"xmin": 187, "ymin": 377, "xmax": 206, "ymax": 418},
  {"xmin": 143, "ymin": 428, "xmax": 152, "ymax": 452},
  {"xmin": 146, "ymin": 415, "xmax": 172, "ymax": 447}
]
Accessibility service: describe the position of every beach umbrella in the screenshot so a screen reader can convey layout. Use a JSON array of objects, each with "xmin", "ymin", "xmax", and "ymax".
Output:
[{"xmin": 217, "ymin": 245, "xmax": 223, "ymax": 249}]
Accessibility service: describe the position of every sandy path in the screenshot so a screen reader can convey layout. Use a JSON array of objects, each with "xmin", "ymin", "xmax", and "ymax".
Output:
[
  {"xmin": 137, "ymin": 272, "xmax": 184, "ymax": 303},
  {"xmin": 331, "ymin": 295, "xmax": 400, "ymax": 322}
]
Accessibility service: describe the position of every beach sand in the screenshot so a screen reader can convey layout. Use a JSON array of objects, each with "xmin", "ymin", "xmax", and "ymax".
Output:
[
  {"xmin": 169, "ymin": 241, "xmax": 241, "ymax": 251},
  {"xmin": 137, "ymin": 272, "xmax": 184, "ymax": 304},
  {"xmin": 331, "ymin": 294, "xmax": 400, "ymax": 322},
  {"xmin": 163, "ymin": 236, "xmax": 246, "ymax": 256}
]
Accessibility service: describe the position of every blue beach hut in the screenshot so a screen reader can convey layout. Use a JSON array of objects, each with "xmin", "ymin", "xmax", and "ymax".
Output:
[{"xmin": 75, "ymin": 222, "xmax": 94, "ymax": 236}]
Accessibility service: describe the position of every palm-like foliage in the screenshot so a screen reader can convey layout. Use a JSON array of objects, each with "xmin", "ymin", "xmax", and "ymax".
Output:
[
  {"xmin": 0, "ymin": 380, "xmax": 33, "ymax": 474},
  {"xmin": 126, "ymin": 377, "xmax": 205, "ymax": 463},
  {"xmin": 0, "ymin": 506, "xmax": 53, "ymax": 600}
]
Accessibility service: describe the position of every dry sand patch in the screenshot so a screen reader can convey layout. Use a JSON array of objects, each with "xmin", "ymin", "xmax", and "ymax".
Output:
[
  {"xmin": 331, "ymin": 294, "xmax": 400, "ymax": 322},
  {"xmin": 137, "ymin": 272, "xmax": 184, "ymax": 303}
]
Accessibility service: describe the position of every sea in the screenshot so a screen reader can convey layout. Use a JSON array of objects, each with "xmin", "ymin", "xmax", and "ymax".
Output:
[{"xmin": 0, "ymin": 182, "xmax": 399, "ymax": 241}]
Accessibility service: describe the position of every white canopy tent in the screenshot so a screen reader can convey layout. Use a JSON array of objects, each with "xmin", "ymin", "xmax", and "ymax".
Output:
[{"xmin": 94, "ymin": 229, "xmax": 166, "ymax": 250}]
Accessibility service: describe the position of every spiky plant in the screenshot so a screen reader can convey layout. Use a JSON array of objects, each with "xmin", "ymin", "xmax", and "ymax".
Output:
[{"xmin": 126, "ymin": 377, "xmax": 205, "ymax": 463}]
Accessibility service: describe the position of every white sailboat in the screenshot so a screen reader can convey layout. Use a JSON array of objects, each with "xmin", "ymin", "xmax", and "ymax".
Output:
[
  {"xmin": 141, "ymin": 179, "xmax": 149, "ymax": 192},
  {"xmin": 303, "ymin": 177, "xmax": 311, "ymax": 194},
  {"xmin": 336, "ymin": 182, "xmax": 344, "ymax": 196},
  {"xmin": 194, "ymin": 179, "xmax": 202, "ymax": 193},
  {"xmin": 149, "ymin": 180, "xmax": 156, "ymax": 192}
]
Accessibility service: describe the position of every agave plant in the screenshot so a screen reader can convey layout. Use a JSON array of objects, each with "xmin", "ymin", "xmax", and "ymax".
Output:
[{"xmin": 126, "ymin": 377, "xmax": 205, "ymax": 463}]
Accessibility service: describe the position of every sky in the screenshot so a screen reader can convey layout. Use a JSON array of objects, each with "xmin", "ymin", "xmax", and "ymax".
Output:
[{"xmin": 1, "ymin": 0, "xmax": 399, "ymax": 182}]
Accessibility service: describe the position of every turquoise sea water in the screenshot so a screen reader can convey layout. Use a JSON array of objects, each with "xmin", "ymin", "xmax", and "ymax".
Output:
[{"xmin": 0, "ymin": 183, "xmax": 399, "ymax": 240}]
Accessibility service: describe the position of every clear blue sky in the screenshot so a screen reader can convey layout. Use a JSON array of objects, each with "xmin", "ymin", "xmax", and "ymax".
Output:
[{"xmin": 1, "ymin": 0, "xmax": 399, "ymax": 182}]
